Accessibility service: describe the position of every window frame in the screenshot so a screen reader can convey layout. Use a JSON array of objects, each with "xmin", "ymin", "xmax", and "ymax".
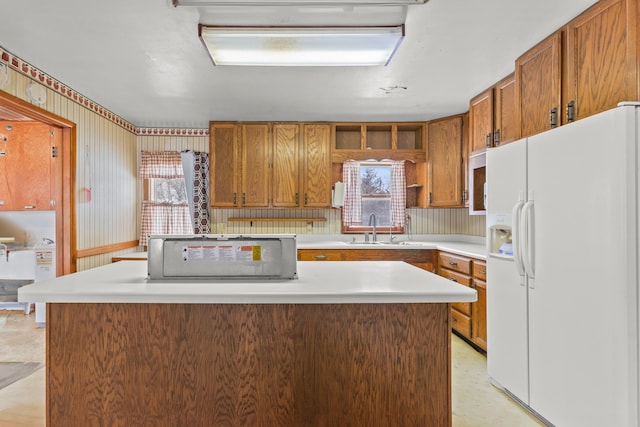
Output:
[{"xmin": 341, "ymin": 162, "xmax": 404, "ymax": 235}]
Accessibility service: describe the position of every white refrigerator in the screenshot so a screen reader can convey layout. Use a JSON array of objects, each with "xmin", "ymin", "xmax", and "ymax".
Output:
[{"xmin": 486, "ymin": 104, "xmax": 640, "ymax": 426}]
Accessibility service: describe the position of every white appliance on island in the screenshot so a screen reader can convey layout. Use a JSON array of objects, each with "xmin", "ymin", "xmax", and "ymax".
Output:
[{"xmin": 486, "ymin": 104, "xmax": 640, "ymax": 426}]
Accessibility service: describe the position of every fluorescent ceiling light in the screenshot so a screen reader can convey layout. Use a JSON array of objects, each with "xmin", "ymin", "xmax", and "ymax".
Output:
[
  {"xmin": 176, "ymin": 0, "xmax": 425, "ymax": 5},
  {"xmin": 198, "ymin": 25, "xmax": 405, "ymax": 66}
]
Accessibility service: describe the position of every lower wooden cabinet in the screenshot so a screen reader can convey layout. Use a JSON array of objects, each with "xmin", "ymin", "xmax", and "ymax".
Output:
[
  {"xmin": 297, "ymin": 248, "xmax": 435, "ymax": 273},
  {"xmin": 437, "ymin": 251, "xmax": 487, "ymax": 352}
]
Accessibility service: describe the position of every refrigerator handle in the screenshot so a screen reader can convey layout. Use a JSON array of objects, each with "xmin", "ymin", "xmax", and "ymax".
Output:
[
  {"xmin": 511, "ymin": 200, "xmax": 526, "ymax": 283},
  {"xmin": 521, "ymin": 199, "xmax": 535, "ymax": 284}
]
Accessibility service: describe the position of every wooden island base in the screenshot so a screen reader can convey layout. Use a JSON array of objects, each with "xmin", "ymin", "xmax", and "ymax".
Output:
[{"xmin": 47, "ymin": 302, "xmax": 452, "ymax": 427}]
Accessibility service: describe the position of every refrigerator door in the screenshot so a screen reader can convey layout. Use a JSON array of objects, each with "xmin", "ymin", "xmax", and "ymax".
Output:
[
  {"xmin": 486, "ymin": 139, "xmax": 530, "ymax": 404},
  {"xmin": 526, "ymin": 106, "xmax": 638, "ymax": 426}
]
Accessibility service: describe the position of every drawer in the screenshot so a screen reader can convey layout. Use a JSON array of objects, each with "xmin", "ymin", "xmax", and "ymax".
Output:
[
  {"xmin": 451, "ymin": 309, "xmax": 471, "ymax": 338},
  {"xmin": 438, "ymin": 252, "xmax": 471, "ymax": 275},
  {"xmin": 437, "ymin": 268, "xmax": 471, "ymax": 287},
  {"xmin": 452, "ymin": 301, "xmax": 471, "ymax": 316},
  {"xmin": 473, "ymin": 259, "xmax": 487, "ymax": 281},
  {"xmin": 297, "ymin": 249, "xmax": 344, "ymax": 261}
]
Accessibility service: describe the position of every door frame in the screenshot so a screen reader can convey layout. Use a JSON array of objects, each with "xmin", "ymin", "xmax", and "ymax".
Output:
[{"xmin": 0, "ymin": 89, "xmax": 76, "ymax": 275}]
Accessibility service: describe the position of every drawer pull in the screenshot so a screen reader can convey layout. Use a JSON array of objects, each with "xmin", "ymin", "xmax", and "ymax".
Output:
[
  {"xmin": 448, "ymin": 261, "xmax": 458, "ymax": 266},
  {"xmin": 481, "ymin": 269, "xmax": 486, "ymax": 274},
  {"xmin": 448, "ymin": 277, "xmax": 457, "ymax": 282},
  {"xmin": 314, "ymin": 255, "xmax": 328, "ymax": 260},
  {"xmin": 24, "ymin": 205, "xmax": 36, "ymax": 209}
]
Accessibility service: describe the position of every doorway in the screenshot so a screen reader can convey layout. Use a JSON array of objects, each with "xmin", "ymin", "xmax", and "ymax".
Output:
[{"xmin": 0, "ymin": 90, "xmax": 76, "ymax": 275}]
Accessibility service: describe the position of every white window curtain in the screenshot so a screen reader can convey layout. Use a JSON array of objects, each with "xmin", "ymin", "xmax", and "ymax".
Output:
[
  {"xmin": 342, "ymin": 160, "xmax": 362, "ymax": 226},
  {"xmin": 390, "ymin": 160, "xmax": 406, "ymax": 227},
  {"xmin": 342, "ymin": 159, "xmax": 406, "ymax": 227},
  {"xmin": 139, "ymin": 151, "xmax": 192, "ymax": 247}
]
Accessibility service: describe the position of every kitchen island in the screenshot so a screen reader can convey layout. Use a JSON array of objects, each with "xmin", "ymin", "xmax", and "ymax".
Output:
[{"xmin": 19, "ymin": 260, "xmax": 476, "ymax": 427}]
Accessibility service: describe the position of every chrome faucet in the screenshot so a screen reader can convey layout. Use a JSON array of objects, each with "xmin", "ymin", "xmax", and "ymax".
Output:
[{"xmin": 368, "ymin": 213, "xmax": 377, "ymax": 242}]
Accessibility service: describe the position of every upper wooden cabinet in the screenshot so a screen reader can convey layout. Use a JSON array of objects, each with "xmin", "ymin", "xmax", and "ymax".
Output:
[
  {"xmin": 469, "ymin": 88, "xmax": 493, "ymax": 155},
  {"xmin": 469, "ymin": 73, "xmax": 516, "ymax": 154},
  {"xmin": 515, "ymin": 31, "xmax": 562, "ymax": 139},
  {"xmin": 241, "ymin": 124, "xmax": 271, "ymax": 207},
  {"xmin": 210, "ymin": 123, "xmax": 240, "ymax": 208},
  {"xmin": 494, "ymin": 73, "xmax": 517, "ymax": 146},
  {"xmin": 209, "ymin": 122, "xmax": 332, "ymax": 209},
  {"xmin": 515, "ymin": 0, "xmax": 638, "ymax": 138},
  {"xmin": 272, "ymin": 123, "xmax": 300, "ymax": 208},
  {"xmin": 301, "ymin": 124, "xmax": 332, "ymax": 208},
  {"xmin": 427, "ymin": 115, "xmax": 465, "ymax": 208},
  {"xmin": 565, "ymin": 0, "xmax": 637, "ymax": 122},
  {"xmin": 332, "ymin": 122, "xmax": 426, "ymax": 163},
  {"xmin": 0, "ymin": 121, "xmax": 57, "ymax": 211}
]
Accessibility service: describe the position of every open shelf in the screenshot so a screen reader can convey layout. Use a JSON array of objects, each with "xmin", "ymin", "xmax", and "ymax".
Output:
[{"xmin": 228, "ymin": 217, "xmax": 327, "ymax": 226}]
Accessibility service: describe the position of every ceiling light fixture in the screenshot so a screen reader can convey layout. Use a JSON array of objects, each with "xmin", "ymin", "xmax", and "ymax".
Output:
[
  {"xmin": 198, "ymin": 25, "xmax": 405, "ymax": 66},
  {"xmin": 176, "ymin": 0, "xmax": 425, "ymax": 5}
]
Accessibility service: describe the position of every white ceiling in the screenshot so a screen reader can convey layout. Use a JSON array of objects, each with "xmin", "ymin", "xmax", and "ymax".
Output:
[{"xmin": 0, "ymin": 0, "xmax": 598, "ymax": 129}]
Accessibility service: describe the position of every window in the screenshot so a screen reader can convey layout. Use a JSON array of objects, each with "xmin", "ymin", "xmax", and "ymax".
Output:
[
  {"xmin": 360, "ymin": 164, "xmax": 392, "ymax": 226},
  {"xmin": 139, "ymin": 151, "xmax": 193, "ymax": 247},
  {"xmin": 342, "ymin": 160, "xmax": 406, "ymax": 233},
  {"xmin": 149, "ymin": 178, "xmax": 187, "ymax": 203}
]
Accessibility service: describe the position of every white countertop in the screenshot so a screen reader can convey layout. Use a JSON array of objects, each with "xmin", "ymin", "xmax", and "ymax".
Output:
[
  {"xmin": 296, "ymin": 235, "xmax": 487, "ymax": 260},
  {"xmin": 18, "ymin": 260, "xmax": 477, "ymax": 304}
]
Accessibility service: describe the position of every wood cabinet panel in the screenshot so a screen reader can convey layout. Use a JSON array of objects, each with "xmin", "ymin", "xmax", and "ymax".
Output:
[
  {"xmin": 472, "ymin": 259, "xmax": 487, "ymax": 282},
  {"xmin": 566, "ymin": 0, "xmax": 636, "ymax": 122},
  {"xmin": 272, "ymin": 124, "xmax": 300, "ymax": 207},
  {"xmin": 0, "ymin": 121, "xmax": 54, "ymax": 210},
  {"xmin": 298, "ymin": 248, "xmax": 435, "ymax": 272},
  {"xmin": 451, "ymin": 309, "xmax": 471, "ymax": 338},
  {"xmin": 516, "ymin": 31, "xmax": 562, "ymax": 138},
  {"xmin": 494, "ymin": 73, "xmax": 517, "ymax": 145},
  {"xmin": 241, "ymin": 124, "xmax": 270, "ymax": 207},
  {"xmin": 210, "ymin": 123, "xmax": 240, "ymax": 207},
  {"xmin": 301, "ymin": 124, "xmax": 331, "ymax": 208},
  {"xmin": 469, "ymin": 88, "xmax": 493, "ymax": 154},
  {"xmin": 427, "ymin": 115, "xmax": 464, "ymax": 207},
  {"xmin": 472, "ymin": 278, "xmax": 487, "ymax": 351},
  {"xmin": 438, "ymin": 251, "xmax": 485, "ymax": 351},
  {"xmin": 297, "ymin": 249, "xmax": 345, "ymax": 261},
  {"xmin": 48, "ymin": 302, "xmax": 452, "ymax": 427},
  {"xmin": 437, "ymin": 252, "xmax": 472, "ymax": 275}
]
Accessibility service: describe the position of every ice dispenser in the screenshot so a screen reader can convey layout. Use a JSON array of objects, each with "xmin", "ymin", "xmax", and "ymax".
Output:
[{"xmin": 489, "ymin": 225, "xmax": 512, "ymax": 256}]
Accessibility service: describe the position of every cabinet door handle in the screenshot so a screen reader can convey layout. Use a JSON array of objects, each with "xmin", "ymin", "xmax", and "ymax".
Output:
[
  {"xmin": 295, "ymin": 192, "xmax": 299, "ymax": 205},
  {"xmin": 550, "ymin": 107, "xmax": 558, "ymax": 128},
  {"xmin": 242, "ymin": 193, "xmax": 246, "ymax": 205},
  {"xmin": 493, "ymin": 129, "xmax": 501, "ymax": 146},
  {"xmin": 471, "ymin": 283, "xmax": 477, "ymax": 289},
  {"xmin": 314, "ymin": 255, "xmax": 328, "ymax": 260},
  {"xmin": 485, "ymin": 133, "xmax": 492, "ymax": 148},
  {"xmin": 448, "ymin": 261, "xmax": 458, "ymax": 266},
  {"xmin": 233, "ymin": 192, "xmax": 237, "ymax": 206},
  {"xmin": 304, "ymin": 193, "xmax": 308, "ymax": 205},
  {"xmin": 566, "ymin": 100, "xmax": 575, "ymax": 123}
]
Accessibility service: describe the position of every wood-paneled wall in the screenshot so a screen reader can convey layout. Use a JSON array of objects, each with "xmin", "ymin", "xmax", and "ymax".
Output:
[
  {"xmin": 212, "ymin": 207, "xmax": 486, "ymax": 237},
  {"xmin": 1, "ymin": 63, "xmax": 139, "ymax": 270}
]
